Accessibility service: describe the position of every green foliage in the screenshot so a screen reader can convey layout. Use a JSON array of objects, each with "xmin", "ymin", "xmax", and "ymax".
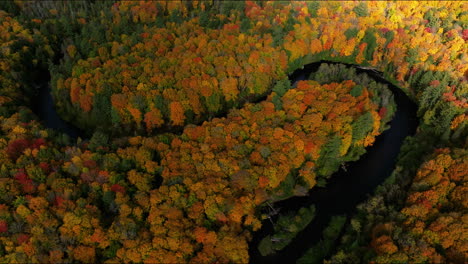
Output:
[
  {"xmin": 405, "ymin": 48, "xmax": 419, "ymax": 65},
  {"xmin": 18, "ymin": 107, "xmax": 36, "ymax": 123},
  {"xmin": 307, "ymin": 2, "xmax": 320, "ymax": 18},
  {"xmin": 258, "ymin": 235, "xmax": 275, "ymax": 256},
  {"xmin": 13, "ymin": 196, "xmax": 27, "ymax": 208},
  {"xmin": 309, "ymin": 63, "xmax": 356, "ymax": 84},
  {"xmin": 110, "ymin": 108, "xmax": 121, "ymax": 126},
  {"xmin": 414, "ymin": 71, "xmax": 435, "ymax": 94},
  {"xmin": 206, "ymin": 93, "xmax": 222, "ymax": 113},
  {"xmin": 351, "ymin": 112, "xmax": 374, "ymax": 142},
  {"xmin": 424, "ymin": 9, "xmax": 440, "ymax": 29},
  {"xmin": 250, "ymin": 104, "xmax": 263, "ymax": 113},
  {"xmin": 169, "ymin": 9, "xmax": 183, "ymax": 24},
  {"xmin": 284, "ymin": 10, "xmax": 298, "ymax": 33},
  {"xmin": 288, "ymin": 57, "xmax": 305, "ymax": 74},
  {"xmin": 199, "ymin": 10, "xmax": 214, "ymax": 28},
  {"xmin": 316, "ymin": 135, "xmax": 342, "ymax": 180},
  {"xmin": 344, "ymin": 28, "xmax": 359, "ymax": 40},
  {"xmin": 240, "ymin": 17, "xmax": 252, "ymax": 32},
  {"xmin": 102, "ymin": 190, "xmax": 116, "ymax": 211},
  {"xmin": 0, "ymin": 1, "xmax": 20, "ymax": 14},
  {"xmin": 27, "ymin": 166, "xmax": 46, "ymax": 183},
  {"xmin": 221, "ymin": 1, "xmax": 245, "ymax": 16},
  {"xmin": 88, "ymin": 131, "xmax": 109, "ymax": 152},
  {"xmin": 350, "ymin": 85, "xmax": 363, "ymax": 97},
  {"xmin": 258, "ymin": 204, "xmax": 316, "ymax": 256},
  {"xmin": 102, "ymin": 241, "xmax": 121, "ymax": 259},
  {"xmin": 272, "ymin": 94, "xmax": 283, "ymax": 110},
  {"xmin": 383, "ymin": 30, "xmax": 395, "ymax": 47},
  {"xmin": 353, "ymin": 3, "xmax": 369, "ymax": 17},
  {"xmin": 273, "ymin": 79, "xmax": 291, "ymax": 97},
  {"xmin": 270, "ymin": 26, "xmax": 286, "ymax": 47},
  {"xmin": 416, "ymin": 71, "xmax": 450, "ymax": 112},
  {"xmin": 362, "ymin": 29, "xmax": 377, "ymax": 61},
  {"xmin": 297, "ymin": 215, "xmax": 347, "ymax": 264},
  {"xmin": 101, "ymin": 153, "xmax": 119, "ymax": 171},
  {"xmin": 274, "ymin": 172, "xmax": 297, "ymax": 200},
  {"xmin": 91, "ymin": 93, "xmax": 112, "ymax": 130}
]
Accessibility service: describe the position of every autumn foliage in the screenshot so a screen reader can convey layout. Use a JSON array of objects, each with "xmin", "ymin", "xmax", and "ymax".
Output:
[
  {"xmin": 0, "ymin": 1, "xmax": 467, "ymax": 263},
  {"xmin": 371, "ymin": 148, "xmax": 467, "ymax": 264},
  {"xmin": 0, "ymin": 75, "xmax": 393, "ymax": 263},
  {"xmin": 47, "ymin": 0, "xmax": 468, "ymax": 137},
  {"xmin": 53, "ymin": 6, "xmax": 287, "ymax": 133}
]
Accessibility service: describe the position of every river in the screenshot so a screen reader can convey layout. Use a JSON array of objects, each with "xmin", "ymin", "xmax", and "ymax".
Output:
[
  {"xmin": 248, "ymin": 61, "xmax": 418, "ymax": 263},
  {"xmin": 31, "ymin": 62, "xmax": 418, "ymax": 264},
  {"xmin": 31, "ymin": 71, "xmax": 85, "ymax": 140}
]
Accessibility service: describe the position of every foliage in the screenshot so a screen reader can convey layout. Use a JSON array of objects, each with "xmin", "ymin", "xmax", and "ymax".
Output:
[
  {"xmin": 0, "ymin": 1, "xmax": 466, "ymax": 263},
  {"xmin": 0, "ymin": 75, "xmax": 392, "ymax": 263},
  {"xmin": 297, "ymin": 215, "xmax": 346, "ymax": 264},
  {"xmin": 369, "ymin": 148, "xmax": 468, "ymax": 264},
  {"xmin": 328, "ymin": 147, "xmax": 468, "ymax": 264},
  {"xmin": 258, "ymin": 205, "xmax": 316, "ymax": 256}
]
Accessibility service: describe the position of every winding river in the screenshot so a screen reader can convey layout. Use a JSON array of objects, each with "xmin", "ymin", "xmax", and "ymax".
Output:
[
  {"xmin": 31, "ymin": 62, "xmax": 418, "ymax": 264},
  {"xmin": 31, "ymin": 71, "xmax": 85, "ymax": 140},
  {"xmin": 249, "ymin": 62, "xmax": 418, "ymax": 263}
]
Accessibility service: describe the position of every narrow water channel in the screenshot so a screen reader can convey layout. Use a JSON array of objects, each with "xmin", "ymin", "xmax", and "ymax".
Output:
[
  {"xmin": 30, "ymin": 71, "xmax": 85, "ymax": 140},
  {"xmin": 248, "ymin": 62, "xmax": 418, "ymax": 263}
]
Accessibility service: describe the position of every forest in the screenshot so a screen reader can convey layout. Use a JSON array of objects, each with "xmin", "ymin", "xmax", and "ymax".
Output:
[{"xmin": 0, "ymin": 1, "xmax": 466, "ymax": 263}]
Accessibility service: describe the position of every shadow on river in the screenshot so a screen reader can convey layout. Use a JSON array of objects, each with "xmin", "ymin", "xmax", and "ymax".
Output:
[
  {"xmin": 248, "ymin": 61, "xmax": 418, "ymax": 264},
  {"xmin": 31, "ymin": 71, "xmax": 85, "ymax": 140},
  {"xmin": 30, "ymin": 62, "xmax": 418, "ymax": 264}
]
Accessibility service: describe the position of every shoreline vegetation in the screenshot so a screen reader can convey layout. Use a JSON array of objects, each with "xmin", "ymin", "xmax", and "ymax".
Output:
[
  {"xmin": 258, "ymin": 204, "xmax": 316, "ymax": 257},
  {"xmin": 0, "ymin": 1, "xmax": 466, "ymax": 263}
]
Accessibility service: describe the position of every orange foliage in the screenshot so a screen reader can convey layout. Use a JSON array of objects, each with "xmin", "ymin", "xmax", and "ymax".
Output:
[{"xmin": 169, "ymin": 102, "xmax": 185, "ymax": 126}]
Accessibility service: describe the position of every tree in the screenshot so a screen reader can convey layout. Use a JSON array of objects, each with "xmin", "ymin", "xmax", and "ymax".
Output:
[
  {"xmin": 169, "ymin": 102, "xmax": 185, "ymax": 126},
  {"xmin": 88, "ymin": 131, "xmax": 108, "ymax": 151}
]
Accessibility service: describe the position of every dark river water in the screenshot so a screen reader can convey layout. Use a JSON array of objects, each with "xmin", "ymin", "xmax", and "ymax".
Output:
[
  {"xmin": 31, "ymin": 72, "xmax": 85, "ymax": 140},
  {"xmin": 31, "ymin": 62, "xmax": 418, "ymax": 264},
  {"xmin": 248, "ymin": 62, "xmax": 418, "ymax": 264}
]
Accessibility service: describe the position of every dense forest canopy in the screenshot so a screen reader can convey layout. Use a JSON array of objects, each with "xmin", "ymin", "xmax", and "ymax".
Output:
[{"xmin": 0, "ymin": 1, "xmax": 466, "ymax": 263}]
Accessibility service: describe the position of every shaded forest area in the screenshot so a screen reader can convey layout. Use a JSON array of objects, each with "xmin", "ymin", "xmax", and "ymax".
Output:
[{"xmin": 0, "ymin": 1, "xmax": 466, "ymax": 263}]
